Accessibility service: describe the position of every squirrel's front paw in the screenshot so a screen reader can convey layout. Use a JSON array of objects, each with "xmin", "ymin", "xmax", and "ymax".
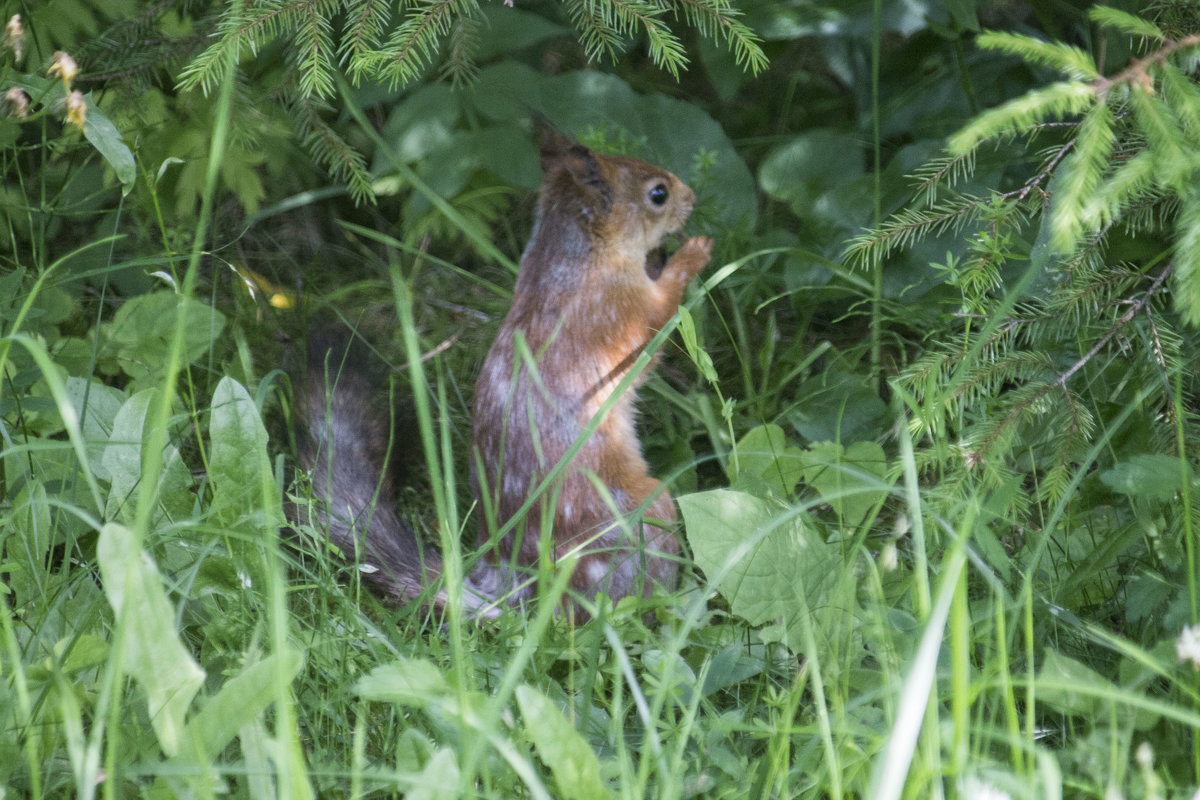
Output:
[{"xmin": 668, "ymin": 236, "xmax": 714, "ymax": 279}]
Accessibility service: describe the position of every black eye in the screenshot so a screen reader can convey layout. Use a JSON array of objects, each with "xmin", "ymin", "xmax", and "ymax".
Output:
[{"xmin": 648, "ymin": 183, "xmax": 669, "ymax": 206}]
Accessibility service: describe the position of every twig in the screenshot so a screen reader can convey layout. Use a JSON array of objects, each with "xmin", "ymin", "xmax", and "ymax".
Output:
[{"xmin": 1054, "ymin": 263, "xmax": 1173, "ymax": 388}]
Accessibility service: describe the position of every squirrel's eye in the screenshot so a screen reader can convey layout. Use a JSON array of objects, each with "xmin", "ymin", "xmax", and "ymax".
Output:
[{"xmin": 648, "ymin": 183, "xmax": 669, "ymax": 207}]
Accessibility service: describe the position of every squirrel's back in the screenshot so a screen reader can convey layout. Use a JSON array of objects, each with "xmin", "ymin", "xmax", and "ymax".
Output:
[
  {"xmin": 292, "ymin": 131, "xmax": 711, "ymax": 617},
  {"xmin": 471, "ymin": 131, "xmax": 712, "ymax": 607}
]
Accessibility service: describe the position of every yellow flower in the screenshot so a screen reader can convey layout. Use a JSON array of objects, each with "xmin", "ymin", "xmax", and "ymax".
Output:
[
  {"xmin": 64, "ymin": 90, "xmax": 86, "ymax": 130},
  {"xmin": 3, "ymin": 87, "xmax": 28, "ymax": 119},
  {"xmin": 49, "ymin": 51, "xmax": 78, "ymax": 86},
  {"xmin": 3, "ymin": 15, "xmax": 23, "ymax": 63}
]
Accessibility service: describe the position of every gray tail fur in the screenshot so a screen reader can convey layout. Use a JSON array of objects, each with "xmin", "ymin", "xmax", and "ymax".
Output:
[{"xmin": 294, "ymin": 334, "xmax": 444, "ymax": 607}]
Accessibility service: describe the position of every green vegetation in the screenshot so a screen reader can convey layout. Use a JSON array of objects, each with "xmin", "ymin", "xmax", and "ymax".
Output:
[{"xmin": 4, "ymin": 1, "xmax": 1200, "ymax": 797}]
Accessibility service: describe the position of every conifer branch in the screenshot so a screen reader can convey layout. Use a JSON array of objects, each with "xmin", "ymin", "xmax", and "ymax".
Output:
[
  {"xmin": 340, "ymin": 0, "xmax": 392, "ymax": 70},
  {"xmin": 183, "ymin": 0, "xmax": 766, "ymax": 100},
  {"xmin": 844, "ymin": 196, "xmax": 989, "ymax": 269},
  {"xmin": 1000, "ymin": 139, "xmax": 1073, "ymax": 204},
  {"xmin": 1092, "ymin": 33, "xmax": 1200, "ymax": 100},
  {"xmin": 295, "ymin": 97, "xmax": 375, "ymax": 205},
  {"xmin": 370, "ymin": 0, "xmax": 468, "ymax": 89},
  {"xmin": 1053, "ymin": 264, "xmax": 1171, "ymax": 389},
  {"xmin": 670, "ymin": 0, "xmax": 767, "ymax": 74}
]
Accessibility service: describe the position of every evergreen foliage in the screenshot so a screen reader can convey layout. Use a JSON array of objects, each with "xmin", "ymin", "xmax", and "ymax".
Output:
[
  {"xmin": 847, "ymin": 6, "xmax": 1200, "ymax": 524},
  {"xmin": 7, "ymin": 1, "xmax": 1200, "ymax": 797},
  {"xmin": 171, "ymin": 0, "xmax": 766, "ymax": 202}
]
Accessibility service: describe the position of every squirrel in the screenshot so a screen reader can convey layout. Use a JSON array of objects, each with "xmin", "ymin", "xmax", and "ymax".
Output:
[{"xmin": 295, "ymin": 129, "xmax": 713, "ymax": 617}]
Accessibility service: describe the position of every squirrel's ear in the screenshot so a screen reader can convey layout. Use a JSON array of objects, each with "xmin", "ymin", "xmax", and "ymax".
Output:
[
  {"xmin": 537, "ymin": 125, "xmax": 577, "ymax": 171},
  {"xmin": 535, "ymin": 123, "xmax": 611, "ymax": 210}
]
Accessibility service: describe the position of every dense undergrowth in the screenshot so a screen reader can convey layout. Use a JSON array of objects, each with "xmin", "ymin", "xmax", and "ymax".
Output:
[{"xmin": 4, "ymin": 0, "xmax": 1200, "ymax": 798}]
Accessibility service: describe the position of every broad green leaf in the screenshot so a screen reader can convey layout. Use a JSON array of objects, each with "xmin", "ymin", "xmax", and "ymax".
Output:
[
  {"xmin": 53, "ymin": 634, "xmax": 110, "ymax": 674},
  {"xmin": 396, "ymin": 728, "xmax": 438, "ymax": 773},
  {"xmin": 680, "ymin": 489, "xmax": 836, "ymax": 653},
  {"xmin": 944, "ymin": 0, "xmax": 979, "ymax": 32},
  {"xmin": 790, "ymin": 369, "xmax": 888, "ymax": 444},
  {"xmin": 409, "ymin": 749, "xmax": 461, "ymax": 800},
  {"xmin": 82, "ymin": 94, "xmax": 136, "ymax": 191},
  {"xmin": 102, "ymin": 389, "xmax": 193, "ymax": 526},
  {"xmin": 356, "ymin": 658, "xmax": 451, "ymax": 706},
  {"xmin": 101, "ymin": 292, "xmax": 226, "ymax": 390},
  {"xmin": 1125, "ymin": 571, "xmax": 1175, "ymax": 624},
  {"xmin": 729, "ymin": 424, "xmax": 804, "ymax": 499},
  {"xmin": 758, "ymin": 129, "xmax": 865, "ymax": 225},
  {"xmin": 182, "ymin": 649, "xmax": 304, "ymax": 760},
  {"xmin": 97, "ymin": 522, "xmax": 205, "ymax": 757},
  {"xmin": 475, "ymin": 4, "xmax": 570, "ymax": 60},
  {"xmin": 700, "ymin": 646, "xmax": 766, "ymax": 697},
  {"xmin": 4, "ymin": 74, "xmax": 134, "ymax": 189},
  {"xmin": 517, "ymin": 685, "xmax": 611, "ymax": 800},
  {"xmin": 239, "ymin": 717, "xmax": 276, "ymax": 800},
  {"xmin": 1036, "ymin": 648, "xmax": 1158, "ymax": 731},
  {"xmin": 65, "ymin": 376, "xmax": 126, "ymax": 482},
  {"xmin": 800, "ymin": 441, "xmax": 889, "ymax": 529},
  {"xmin": 1100, "ymin": 454, "xmax": 1191, "ymax": 502},
  {"xmin": 208, "ymin": 377, "xmax": 275, "ymax": 525},
  {"xmin": 642, "ymin": 649, "xmax": 699, "ymax": 707},
  {"xmin": 10, "ymin": 482, "xmax": 52, "ymax": 564}
]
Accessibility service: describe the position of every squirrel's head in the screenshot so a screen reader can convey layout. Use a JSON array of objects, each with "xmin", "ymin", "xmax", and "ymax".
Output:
[{"xmin": 537, "ymin": 129, "xmax": 696, "ymax": 253}]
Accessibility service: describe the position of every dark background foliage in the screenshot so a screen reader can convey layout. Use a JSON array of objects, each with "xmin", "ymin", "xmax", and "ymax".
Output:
[{"xmin": 4, "ymin": 1, "xmax": 1200, "ymax": 797}]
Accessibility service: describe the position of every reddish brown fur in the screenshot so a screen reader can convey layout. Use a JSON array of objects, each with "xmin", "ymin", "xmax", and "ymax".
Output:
[
  {"xmin": 297, "ymin": 132, "xmax": 711, "ymax": 619},
  {"xmin": 471, "ymin": 132, "xmax": 712, "ymax": 608}
]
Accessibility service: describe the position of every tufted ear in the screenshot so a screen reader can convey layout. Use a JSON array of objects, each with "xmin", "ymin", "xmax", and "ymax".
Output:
[
  {"xmin": 536, "ymin": 121, "xmax": 575, "ymax": 169},
  {"xmin": 537, "ymin": 127, "xmax": 612, "ymax": 212}
]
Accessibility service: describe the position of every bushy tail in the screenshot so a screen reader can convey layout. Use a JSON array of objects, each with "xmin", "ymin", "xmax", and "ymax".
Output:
[{"xmin": 294, "ymin": 335, "xmax": 445, "ymax": 607}]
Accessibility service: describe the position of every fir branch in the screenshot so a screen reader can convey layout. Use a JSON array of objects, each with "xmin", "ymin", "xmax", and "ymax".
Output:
[
  {"xmin": 976, "ymin": 31, "xmax": 1100, "ymax": 82},
  {"xmin": 909, "ymin": 152, "xmax": 975, "ymax": 205},
  {"xmin": 370, "ymin": 0, "xmax": 475, "ymax": 90},
  {"xmin": 1054, "ymin": 264, "xmax": 1172, "ymax": 388},
  {"xmin": 1093, "ymin": 33, "xmax": 1200, "ymax": 100},
  {"xmin": 296, "ymin": 0, "xmax": 338, "ymax": 98},
  {"xmin": 969, "ymin": 380, "xmax": 1055, "ymax": 462},
  {"xmin": 1038, "ymin": 389, "xmax": 1093, "ymax": 504},
  {"xmin": 1001, "ymin": 139, "xmax": 1073, "ymax": 205},
  {"xmin": 670, "ymin": 0, "xmax": 767, "ymax": 74},
  {"xmin": 1174, "ymin": 192, "xmax": 1200, "ymax": 325},
  {"xmin": 948, "ymin": 81, "xmax": 1096, "ymax": 156},
  {"xmin": 562, "ymin": 0, "xmax": 688, "ymax": 74},
  {"xmin": 1080, "ymin": 150, "xmax": 1158, "ymax": 234},
  {"xmin": 844, "ymin": 196, "xmax": 989, "ymax": 269},
  {"xmin": 1050, "ymin": 101, "xmax": 1116, "ymax": 250},
  {"xmin": 439, "ymin": 14, "xmax": 480, "ymax": 87},
  {"xmin": 1088, "ymin": 6, "xmax": 1165, "ymax": 43},
  {"xmin": 563, "ymin": 0, "xmax": 626, "ymax": 64},
  {"xmin": 1159, "ymin": 63, "xmax": 1200, "ymax": 137},
  {"xmin": 180, "ymin": 0, "xmax": 320, "ymax": 94},
  {"xmin": 954, "ymin": 351, "xmax": 1055, "ymax": 412},
  {"xmin": 295, "ymin": 97, "xmax": 375, "ymax": 205},
  {"xmin": 1128, "ymin": 83, "xmax": 1188, "ymax": 172},
  {"xmin": 1034, "ymin": 264, "xmax": 1144, "ymax": 333},
  {"xmin": 611, "ymin": 0, "xmax": 687, "ymax": 77},
  {"xmin": 340, "ymin": 0, "xmax": 393, "ymax": 74}
]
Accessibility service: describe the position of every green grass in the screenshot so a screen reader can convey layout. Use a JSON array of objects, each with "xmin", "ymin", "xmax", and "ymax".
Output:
[
  {"xmin": 5, "ymin": 247, "xmax": 1200, "ymax": 798},
  {"xmin": 6, "ymin": 3, "xmax": 1200, "ymax": 798}
]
